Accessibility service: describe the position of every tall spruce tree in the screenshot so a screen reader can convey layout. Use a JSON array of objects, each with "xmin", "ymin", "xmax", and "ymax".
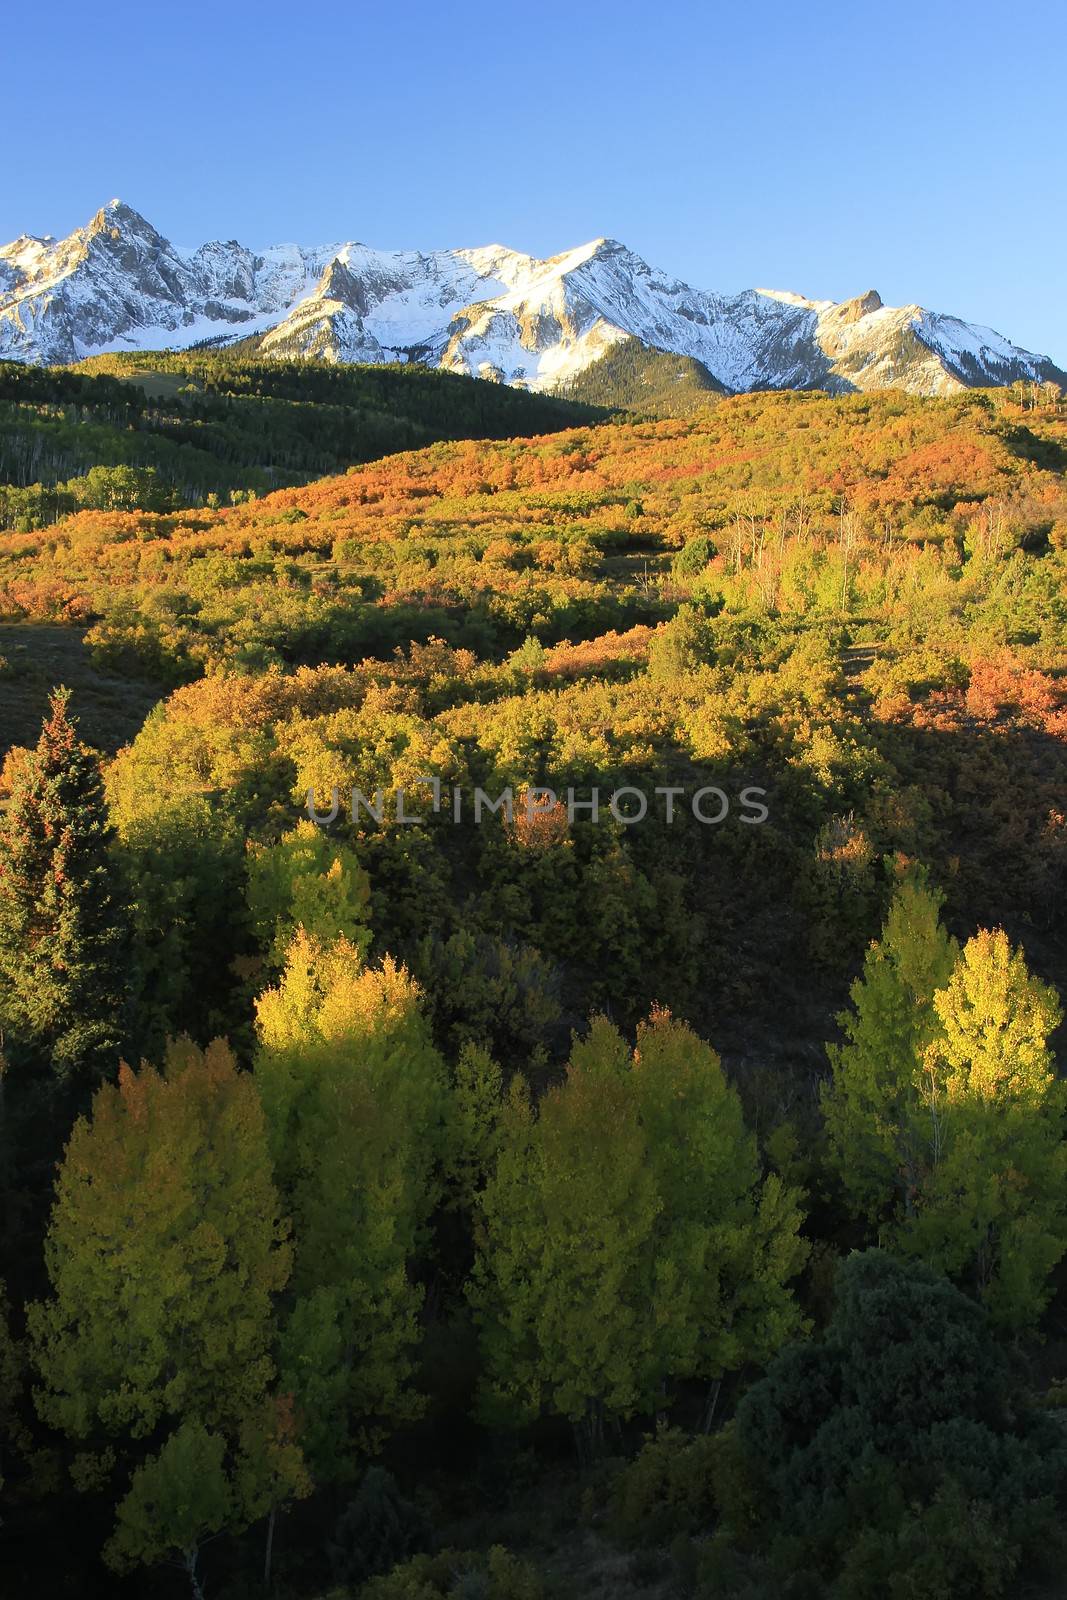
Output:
[
  {"xmin": 0, "ymin": 690, "xmax": 128, "ymax": 1086},
  {"xmin": 731, "ymin": 1251, "xmax": 1067, "ymax": 1593}
]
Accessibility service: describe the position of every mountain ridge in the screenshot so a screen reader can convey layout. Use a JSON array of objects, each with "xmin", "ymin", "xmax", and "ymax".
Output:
[{"xmin": 2, "ymin": 200, "xmax": 1063, "ymax": 398}]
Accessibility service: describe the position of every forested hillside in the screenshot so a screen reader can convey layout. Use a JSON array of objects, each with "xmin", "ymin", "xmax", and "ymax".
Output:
[
  {"xmin": 0, "ymin": 353, "xmax": 602, "ymax": 530},
  {"xmin": 557, "ymin": 336, "xmax": 729, "ymax": 414},
  {"xmin": 2, "ymin": 383, "xmax": 1067, "ymax": 1599}
]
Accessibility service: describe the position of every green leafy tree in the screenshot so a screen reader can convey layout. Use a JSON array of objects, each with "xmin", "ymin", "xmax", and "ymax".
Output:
[
  {"xmin": 609, "ymin": 1426, "xmax": 720, "ymax": 1548},
  {"xmin": 103, "ymin": 1420, "xmax": 233, "ymax": 1600},
  {"xmin": 233, "ymin": 1393, "xmax": 313, "ymax": 1589},
  {"xmin": 627, "ymin": 1012, "xmax": 808, "ymax": 1417},
  {"xmin": 120, "ymin": 799, "xmax": 250, "ymax": 1058},
  {"xmin": 255, "ymin": 930, "xmax": 447, "ymax": 1480},
  {"xmin": 470, "ymin": 1013, "xmax": 806, "ymax": 1452},
  {"xmin": 825, "ymin": 875, "xmax": 1066, "ymax": 1327},
  {"xmin": 903, "ymin": 928, "xmax": 1067, "ymax": 1327},
  {"xmin": 671, "ymin": 535, "xmax": 717, "ymax": 578},
  {"xmin": 246, "ymin": 819, "xmax": 372, "ymax": 969},
  {"xmin": 647, "ymin": 604, "xmax": 717, "ymax": 679},
  {"xmin": 361, "ymin": 1544, "xmax": 543, "ymax": 1600},
  {"xmin": 471, "ymin": 1038, "xmax": 660, "ymax": 1455},
  {"xmin": 0, "ymin": 689, "xmax": 128, "ymax": 1084},
  {"xmin": 414, "ymin": 928, "xmax": 561, "ymax": 1061},
  {"xmin": 29, "ymin": 1038, "xmax": 291, "ymax": 1443},
  {"xmin": 74, "ymin": 463, "xmax": 175, "ymax": 513},
  {"xmin": 442, "ymin": 1042, "xmax": 504, "ymax": 1215},
  {"xmin": 822, "ymin": 869, "xmax": 958, "ymax": 1221}
]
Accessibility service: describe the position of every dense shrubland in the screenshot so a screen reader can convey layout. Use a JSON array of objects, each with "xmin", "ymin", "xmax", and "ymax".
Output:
[{"xmin": 1, "ymin": 382, "xmax": 1066, "ymax": 1597}]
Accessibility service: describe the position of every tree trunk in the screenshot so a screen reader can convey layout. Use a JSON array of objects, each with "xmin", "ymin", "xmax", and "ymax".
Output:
[
  {"xmin": 573, "ymin": 1399, "xmax": 607, "ymax": 1465},
  {"xmin": 701, "ymin": 1377, "xmax": 722, "ymax": 1434},
  {"xmin": 185, "ymin": 1548, "xmax": 205, "ymax": 1600},
  {"xmin": 264, "ymin": 1504, "xmax": 276, "ymax": 1590}
]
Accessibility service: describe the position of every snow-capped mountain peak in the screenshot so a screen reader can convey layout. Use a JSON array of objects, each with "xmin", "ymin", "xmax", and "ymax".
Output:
[{"xmin": 1, "ymin": 203, "xmax": 1062, "ymax": 398}]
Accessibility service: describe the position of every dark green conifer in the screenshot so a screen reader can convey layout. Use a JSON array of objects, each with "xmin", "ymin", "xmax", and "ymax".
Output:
[{"xmin": 0, "ymin": 689, "xmax": 127, "ymax": 1086}]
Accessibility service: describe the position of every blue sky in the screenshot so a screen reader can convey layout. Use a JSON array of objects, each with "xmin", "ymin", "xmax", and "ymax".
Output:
[{"xmin": 8, "ymin": 0, "xmax": 1067, "ymax": 363}]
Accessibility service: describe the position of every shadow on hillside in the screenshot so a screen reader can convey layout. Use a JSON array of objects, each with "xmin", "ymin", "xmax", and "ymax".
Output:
[
  {"xmin": 1000, "ymin": 422, "xmax": 1067, "ymax": 473},
  {"xmin": 646, "ymin": 714, "xmax": 1067, "ymax": 1106},
  {"xmin": 0, "ymin": 623, "xmax": 161, "ymax": 761}
]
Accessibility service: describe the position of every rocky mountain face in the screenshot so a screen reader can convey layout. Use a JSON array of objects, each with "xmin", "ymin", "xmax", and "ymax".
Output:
[{"xmin": 2, "ymin": 201, "xmax": 1063, "ymax": 397}]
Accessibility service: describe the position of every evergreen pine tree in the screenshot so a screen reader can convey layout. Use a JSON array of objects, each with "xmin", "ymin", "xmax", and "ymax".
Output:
[{"xmin": 0, "ymin": 689, "xmax": 128, "ymax": 1085}]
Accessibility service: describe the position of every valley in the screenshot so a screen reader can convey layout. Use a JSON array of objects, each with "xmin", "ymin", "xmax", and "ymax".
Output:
[{"xmin": 2, "ymin": 365, "xmax": 1067, "ymax": 1600}]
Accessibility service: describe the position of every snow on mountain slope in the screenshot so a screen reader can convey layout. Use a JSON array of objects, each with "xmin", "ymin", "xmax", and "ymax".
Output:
[
  {"xmin": 1, "ymin": 201, "xmax": 1063, "ymax": 399},
  {"xmin": 258, "ymin": 242, "xmax": 518, "ymax": 364}
]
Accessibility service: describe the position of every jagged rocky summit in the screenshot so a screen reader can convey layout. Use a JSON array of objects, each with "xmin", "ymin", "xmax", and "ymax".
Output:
[{"xmin": 1, "ymin": 200, "xmax": 1062, "ymax": 397}]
